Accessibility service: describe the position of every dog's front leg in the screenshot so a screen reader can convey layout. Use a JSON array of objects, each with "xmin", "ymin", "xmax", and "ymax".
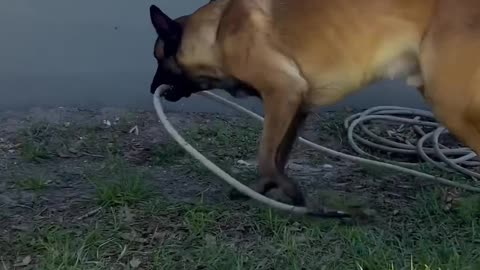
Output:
[
  {"xmin": 228, "ymin": 93, "xmax": 307, "ymax": 205},
  {"xmin": 253, "ymin": 90, "xmax": 307, "ymax": 206},
  {"xmin": 255, "ymin": 92, "xmax": 305, "ymax": 206},
  {"xmin": 275, "ymin": 110, "xmax": 308, "ymax": 173}
]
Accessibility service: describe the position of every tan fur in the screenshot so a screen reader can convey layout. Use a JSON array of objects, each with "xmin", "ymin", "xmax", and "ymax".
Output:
[{"xmin": 164, "ymin": 0, "xmax": 480, "ymax": 205}]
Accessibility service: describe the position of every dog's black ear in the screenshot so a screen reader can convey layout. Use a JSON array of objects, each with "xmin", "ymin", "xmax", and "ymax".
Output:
[{"xmin": 149, "ymin": 5, "xmax": 181, "ymax": 39}]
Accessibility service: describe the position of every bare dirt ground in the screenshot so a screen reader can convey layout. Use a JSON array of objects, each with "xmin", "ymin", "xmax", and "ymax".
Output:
[{"xmin": 0, "ymin": 106, "xmax": 479, "ymax": 269}]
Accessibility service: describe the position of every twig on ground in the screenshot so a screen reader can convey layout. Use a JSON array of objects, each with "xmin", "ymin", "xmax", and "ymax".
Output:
[
  {"xmin": 1, "ymin": 256, "xmax": 9, "ymax": 270},
  {"xmin": 77, "ymin": 207, "xmax": 103, "ymax": 220},
  {"xmin": 129, "ymin": 126, "xmax": 139, "ymax": 136},
  {"xmin": 80, "ymin": 152, "xmax": 105, "ymax": 158}
]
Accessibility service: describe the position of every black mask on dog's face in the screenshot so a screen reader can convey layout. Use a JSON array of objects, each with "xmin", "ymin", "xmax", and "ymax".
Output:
[{"xmin": 148, "ymin": 5, "xmax": 199, "ymax": 101}]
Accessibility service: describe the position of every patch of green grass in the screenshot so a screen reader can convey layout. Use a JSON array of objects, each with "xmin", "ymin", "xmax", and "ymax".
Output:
[
  {"xmin": 153, "ymin": 238, "xmax": 248, "ymax": 270},
  {"xmin": 254, "ymin": 208, "xmax": 292, "ymax": 236},
  {"xmin": 34, "ymin": 227, "xmax": 95, "ymax": 269},
  {"xmin": 313, "ymin": 111, "xmax": 350, "ymax": 143},
  {"xmin": 5, "ymin": 113, "xmax": 480, "ymax": 269},
  {"xmin": 185, "ymin": 119, "xmax": 261, "ymax": 161},
  {"xmin": 416, "ymin": 163, "xmax": 475, "ymax": 184},
  {"xmin": 343, "ymin": 227, "xmax": 404, "ymax": 269},
  {"xmin": 456, "ymin": 194, "xmax": 480, "ymax": 223},
  {"xmin": 9, "ymin": 225, "xmax": 124, "ymax": 270},
  {"xmin": 184, "ymin": 204, "xmax": 220, "ymax": 236},
  {"xmin": 17, "ymin": 121, "xmax": 57, "ymax": 162},
  {"xmin": 151, "ymin": 142, "xmax": 187, "ymax": 166},
  {"xmin": 359, "ymin": 163, "xmax": 394, "ymax": 178},
  {"xmin": 168, "ymin": 119, "xmax": 261, "ymax": 180},
  {"xmin": 93, "ymin": 174, "xmax": 150, "ymax": 207},
  {"xmin": 149, "ymin": 120, "xmax": 261, "ymax": 180},
  {"xmin": 17, "ymin": 121, "xmax": 126, "ymax": 162},
  {"xmin": 4, "ymin": 188, "xmax": 480, "ymax": 270},
  {"xmin": 380, "ymin": 187, "xmax": 480, "ymax": 270},
  {"xmin": 79, "ymin": 127, "xmax": 122, "ymax": 157},
  {"xmin": 19, "ymin": 139, "xmax": 51, "ymax": 162},
  {"xmin": 89, "ymin": 156, "xmax": 153, "ymax": 207},
  {"xmin": 16, "ymin": 177, "xmax": 49, "ymax": 191}
]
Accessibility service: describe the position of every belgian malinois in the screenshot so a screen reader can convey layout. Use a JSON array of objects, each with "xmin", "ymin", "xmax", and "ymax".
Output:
[{"xmin": 148, "ymin": 0, "xmax": 480, "ymax": 207}]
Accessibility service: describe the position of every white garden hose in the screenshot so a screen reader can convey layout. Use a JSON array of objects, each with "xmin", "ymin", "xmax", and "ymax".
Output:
[
  {"xmin": 344, "ymin": 107, "xmax": 480, "ymax": 178},
  {"xmin": 153, "ymin": 86, "xmax": 480, "ymax": 217},
  {"xmin": 153, "ymin": 86, "xmax": 349, "ymax": 218}
]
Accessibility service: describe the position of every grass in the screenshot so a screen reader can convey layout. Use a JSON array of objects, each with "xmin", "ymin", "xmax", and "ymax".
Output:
[
  {"xmin": 186, "ymin": 120, "xmax": 261, "ymax": 179},
  {"xmin": 16, "ymin": 121, "xmax": 126, "ymax": 162},
  {"xmin": 19, "ymin": 139, "xmax": 51, "ymax": 162},
  {"xmin": 151, "ymin": 142, "xmax": 187, "ymax": 166},
  {"xmin": 3, "ymin": 113, "xmax": 480, "ymax": 269},
  {"xmin": 17, "ymin": 121, "xmax": 54, "ymax": 162},
  {"xmin": 313, "ymin": 111, "xmax": 350, "ymax": 143},
  {"xmin": 88, "ymin": 156, "xmax": 153, "ymax": 207},
  {"xmin": 16, "ymin": 177, "xmax": 50, "ymax": 191},
  {"xmin": 184, "ymin": 119, "xmax": 261, "ymax": 161},
  {"xmin": 9, "ymin": 224, "xmax": 125, "ymax": 269},
  {"xmin": 184, "ymin": 204, "xmax": 220, "ymax": 236},
  {"xmin": 5, "ymin": 192, "xmax": 480, "ymax": 269},
  {"xmin": 150, "ymin": 118, "xmax": 261, "ymax": 183},
  {"xmin": 456, "ymin": 194, "xmax": 480, "ymax": 222}
]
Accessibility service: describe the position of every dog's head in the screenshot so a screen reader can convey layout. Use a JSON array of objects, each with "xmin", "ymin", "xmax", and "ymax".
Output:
[
  {"xmin": 148, "ymin": 2, "xmax": 258, "ymax": 101},
  {"xmin": 148, "ymin": 5, "xmax": 196, "ymax": 101}
]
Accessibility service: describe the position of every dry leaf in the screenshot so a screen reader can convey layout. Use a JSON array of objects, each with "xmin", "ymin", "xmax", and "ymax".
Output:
[
  {"xmin": 121, "ymin": 206, "xmax": 135, "ymax": 223},
  {"xmin": 236, "ymin": 160, "xmax": 252, "ymax": 167},
  {"xmin": 103, "ymin": 120, "xmax": 112, "ymax": 127},
  {"xmin": 68, "ymin": 146, "xmax": 80, "ymax": 154},
  {"xmin": 153, "ymin": 231, "xmax": 167, "ymax": 241},
  {"xmin": 57, "ymin": 151, "xmax": 75, "ymax": 158},
  {"xmin": 204, "ymin": 234, "xmax": 217, "ymax": 247},
  {"xmin": 14, "ymin": 255, "xmax": 32, "ymax": 267},
  {"xmin": 129, "ymin": 126, "xmax": 139, "ymax": 136},
  {"xmin": 129, "ymin": 257, "xmax": 141, "ymax": 268},
  {"xmin": 11, "ymin": 224, "xmax": 32, "ymax": 232},
  {"xmin": 117, "ymin": 245, "xmax": 128, "ymax": 261},
  {"xmin": 120, "ymin": 231, "xmax": 147, "ymax": 243}
]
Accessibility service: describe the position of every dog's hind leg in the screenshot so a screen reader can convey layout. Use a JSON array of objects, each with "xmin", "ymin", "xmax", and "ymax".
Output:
[
  {"xmin": 419, "ymin": 17, "xmax": 480, "ymax": 157},
  {"xmin": 420, "ymin": 0, "xmax": 480, "ymax": 157},
  {"xmin": 425, "ymin": 75, "xmax": 480, "ymax": 157}
]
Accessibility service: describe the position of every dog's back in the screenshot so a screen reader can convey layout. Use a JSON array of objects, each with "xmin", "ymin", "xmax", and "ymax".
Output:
[
  {"xmin": 211, "ymin": 0, "xmax": 433, "ymax": 105},
  {"xmin": 182, "ymin": 0, "xmax": 480, "ymax": 105},
  {"xmin": 180, "ymin": 0, "xmax": 480, "ymax": 123}
]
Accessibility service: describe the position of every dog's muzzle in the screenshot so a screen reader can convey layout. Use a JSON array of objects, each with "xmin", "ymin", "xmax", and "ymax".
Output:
[
  {"xmin": 157, "ymin": 84, "xmax": 173, "ymax": 95},
  {"xmin": 157, "ymin": 84, "xmax": 190, "ymax": 102}
]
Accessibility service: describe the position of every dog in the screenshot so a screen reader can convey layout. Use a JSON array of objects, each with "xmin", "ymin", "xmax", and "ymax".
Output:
[{"xmin": 148, "ymin": 0, "xmax": 480, "ymax": 207}]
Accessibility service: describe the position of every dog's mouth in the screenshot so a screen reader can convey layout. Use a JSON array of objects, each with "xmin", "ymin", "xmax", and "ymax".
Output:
[
  {"xmin": 156, "ymin": 84, "xmax": 189, "ymax": 102},
  {"xmin": 157, "ymin": 84, "xmax": 174, "ymax": 95}
]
